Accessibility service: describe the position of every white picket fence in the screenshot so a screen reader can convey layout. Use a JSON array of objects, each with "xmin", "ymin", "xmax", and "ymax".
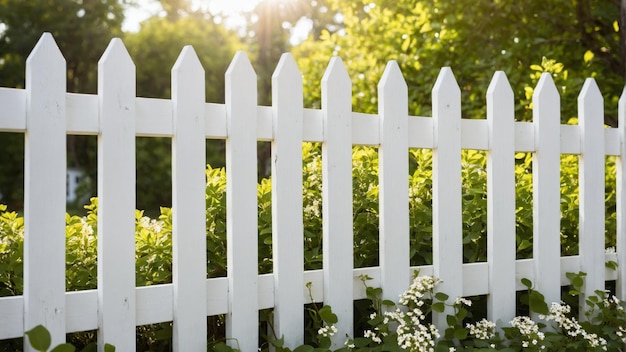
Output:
[{"xmin": 0, "ymin": 32, "xmax": 625, "ymax": 351}]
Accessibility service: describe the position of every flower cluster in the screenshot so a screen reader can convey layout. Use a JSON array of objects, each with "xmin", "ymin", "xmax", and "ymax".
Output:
[
  {"xmin": 340, "ymin": 274, "xmax": 626, "ymax": 352},
  {"xmin": 466, "ymin": 319, "xmax": 495, "ymax": 340},
  {"xmin": 399, "ymin": 275, "xmax": 442, "ymax": 307},
  {"xmin": 138, "ymin": 216, "xmax": 164, "ymax": 233},
  {"xmin": 510, "ymin": 316, "xmax": 545, "ymax": 348},
  {"xmin": 540, "ymin": 302, "xmax": 608, "ymax": 350},
  {"xmin": 317, "ymin": 325, "xmax": 337, "ymax": 338}
]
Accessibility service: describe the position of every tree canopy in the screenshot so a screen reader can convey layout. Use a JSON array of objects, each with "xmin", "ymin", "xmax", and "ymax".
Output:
[
  {"xmin": 0, "ymin": 0, "xmax": 623, "ymax": 211},
  {"xmin": 293, "ymin": 0, "xmax": 623, "ymax": 125}
]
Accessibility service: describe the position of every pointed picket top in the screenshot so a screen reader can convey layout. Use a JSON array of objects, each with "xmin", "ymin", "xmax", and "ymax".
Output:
[
  {"xmin": 98, "ymin": 38, "xmax": 134, "ymax": 73},
  {"xmin": 533, "ymin": 73, "xmax": 559, "ymax": 107},
  {"xmin": 272, "ymin": 53, "xmax": 302, "ymax": 85},
  {"xmin": 432, "ymin": 67, "xmax": 461, "ymax": 119},
  {"xmin": 378, "ymin": 60, "xmax": 407, "ymax": 98},
  {"xmin": 578, "ymin": 78, "xmax": 603, "ymax": 123},
  {"xmin": 26, "ymin": 32, "xmax": 65, "ymax": 74},
  {"xmin": 377, "ymin": 59, "xmax": 409, "ymax": 305},
  {"xmin": 487, "ymin": 71, "xmax": 513, "ymax": 105},
  {"xmin": 619, "ymin": 86, "xmax": 626, "ymax": 300},
  {"xmin": 172, "ymin": 45, "xmax": 205, "ymax": 79},
  {"xmin": 322, "ymin": 56, "xmax": 351, "ymax": 93},
  {"xmin": 226, "ymin": 51, "xmax": 256, "ymax": 82}
]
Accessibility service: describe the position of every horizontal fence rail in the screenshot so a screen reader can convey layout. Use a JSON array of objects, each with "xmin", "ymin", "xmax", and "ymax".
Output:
[{"xmin": 0, "ymin": 33, "xmax": 625, "ymax": 351}]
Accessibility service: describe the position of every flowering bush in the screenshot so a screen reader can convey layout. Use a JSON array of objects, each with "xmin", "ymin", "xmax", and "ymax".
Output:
[{"xmin": 277, "ymin": 272, "xmax": 626, "ymax": 352}]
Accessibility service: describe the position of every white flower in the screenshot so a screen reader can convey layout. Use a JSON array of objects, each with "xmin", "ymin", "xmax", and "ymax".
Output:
[
  {"xmin": 318, "ymin": 324, "xmax": 338, "ymax": 338},
  {"xmin": 455, "ymin": 297, "xmax": 472, "ymax": 307},
  {"xmin": 466, "ymin": 319, "xmax": 495, "ymax": 340}
]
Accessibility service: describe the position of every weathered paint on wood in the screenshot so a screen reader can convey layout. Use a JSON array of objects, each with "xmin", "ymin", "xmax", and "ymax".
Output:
[
  {"xmin": 378, "ymin": 61, "xmax": 410, "ymax": 303},
  {"xmin": 225, "ymin": 51, "xmax": 259, "ymax": 352},
  {"xmin": 0, "ymin": 34, "xmax": 624, "ymax": 349},
  {"xmin": 171, "ymin": 46, "xmax": 207, "ymax": 351},
  {"xmin": 578, "ymin": 79, "xmax": 605, "ymax": 317},
  {"xmin": 431, "ymin": 67, "xmax": 463, "ymax": 329},
  {"xmin": 486, "ymin": 72, "xmax": 516, "ymax": 326},
  {"xmin": 23, "ymin": 32, "xmax": 67, "ymax": 351},
  {"xmin": 532, "ymin": 73, "xmax": 561, "ymax": 309},
  {"xmin": 97, "ymin": 38, "xmax": 137, "ymax": 351},
  {"xmin": 322, "ymin": 57, "xmax": 354, "ymax": 348},
  {"xmin": 271, "ymin": 53, "xmax": 305, "ymax": 348}
]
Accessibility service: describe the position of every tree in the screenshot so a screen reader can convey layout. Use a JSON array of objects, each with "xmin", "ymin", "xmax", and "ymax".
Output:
[
  {"xmin": 293, "ymin": 0, "xmax": 622, "ymax": 125},
  {"xmin": 0, "ymin": 0, "xmax": 126, "ymax": 210},
  {"xmin": 124, "ymin": 15, "xmax": 242, "ymax": 213}
]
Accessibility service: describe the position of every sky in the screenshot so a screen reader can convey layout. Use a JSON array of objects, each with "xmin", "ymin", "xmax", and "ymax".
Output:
[
  {"xmin": 123, "ymin": 0, "xmax": 267, "ymax": 32},
  {"xmin": 122, "ymin": 0, "xmax": 312, "ymax": 44}
]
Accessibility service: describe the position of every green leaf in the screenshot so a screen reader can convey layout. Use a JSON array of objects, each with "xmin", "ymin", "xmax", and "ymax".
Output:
[
  {"xmin": 79, "ymin": 343, "xmax": 97, "ymax": 352},
  {"xmin": 432, "ymin": 302, "xmax": 446, "ymax": 313},
  {"xmin": 435, "ymin": 292, "xmax": 449, "ymax": 301},
  {"xmin": 446, "ymin": 314, "xmax": 457, "ymax": 326},
  {"xmin": 606, "ymin": 260, "xmax": 618, "ymax": 270},
  {"xmin": 318, "ymin": 306, "xmax": 338, "ymax": 324},
  {"xmin": 103, "ymin": 344, "xmax": 116, "ymax": 352},
  {"xmin": 529, "ymin": 290, "xmax": 549, "ymax": 315},
  {"xmin": 521, "ymin": 278, "xmax": 533, "ymax": 289},
  {"xmin": 25, "ymin": 325, "xmax": 51, "ymax": 351},
  {"xmin": 294, "ymin": 345, "xmax": 315, "ymax": 352},
  {"xmin": 381, "ymin": 299, "xmax": 396, "ymax": 307},
  {"xmin": 51, "ymin": 344, "xmax": 76, "ymax": 352},
  {"xmin": 454, "ymin": 327, "xmax": 468, "ymax": 340}
]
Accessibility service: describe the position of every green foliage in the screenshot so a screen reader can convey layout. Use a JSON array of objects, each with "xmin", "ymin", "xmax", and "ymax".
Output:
[
  {"xmin": 294, "ymin": 0, "xmax": 621, "ymax": 125},
  {"xmin": 332, "ymin": 274, "xmax": 626, "ymax": 351},
  {"xmin": 24, "ymin": 325, "xmax": 114, "ymax": 352}
]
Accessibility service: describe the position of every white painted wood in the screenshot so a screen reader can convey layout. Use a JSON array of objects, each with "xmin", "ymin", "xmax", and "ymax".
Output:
[
  {"xmin": 431, "ymin": 67, "xmax": 463, "ymax": 329},
  {"xmin": 66, "ymin": 93, "xmax": 98, "ymax": 134},
  {"xmin": 23, "ymin": 32, "xmax": 67, "ymax": 350},
  {"xmin": 352, "ymin": 112, "xmax": 379, "ymax": 145},
  {"xmin": 578, "ymin": 79, "xmax": 605, "ymax": 315},
  {"xmin": 3, "ymin": 88, "xmax": 625, "ymax": 155},
  {"xmin": 486, "ymin": 72, "xmax": 516, "ymax": 326},
  {"xmin": 378, "ymin": 61, "xmax": 410, "ymax": 302},
  {"xmin": 0, "ymin": 296, "xmax": 23, "ymax": 339},
  {"xmin": 0, "ymin": 88, "xmax": 26, "ymax": 131},
  {"xmin": 97, "ymin": 38, "xmax": 137, "ymax": 351},
  {"xmin": 321, "ymin": 57, "xmax": 353, "ymax": 348},
  {"xmin": 225, "ymin": 51, "xmax": 259, "ymax": 352},
  {"xmin": 618, "ymin": 87, "xmax": 626, "ymax": 300},
  {"xmin": 257, "ymin": 105, "xmax": 273, "ymax": 141},
  {"xmin": 605, "ymin": 128, "xmax": 620, "ymax": 156},
  {"xmin": 532, "ymin": 73, "xmax": 561, "ymax": 308},
  {"xmin": 408, "ymin": 116, "xmax": 434, "ymax": 148},
  {"xmin": 171, "ymin": 46, "xmax": 208, "ymax": 351},
  {"xmin": 271, "ymin": 53, "xmax": 304, "ymax": 347},
  {"xmin": 66, "ymin": 291, "xmax": 98, "ymax": 333}
]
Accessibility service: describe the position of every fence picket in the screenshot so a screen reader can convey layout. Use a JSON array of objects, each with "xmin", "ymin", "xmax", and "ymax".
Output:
[
  {"xmin": 225, "ymin": 51, "xmax": 259, "ymax": 351},
  {"xmin": 578, "ymin": 79, "xmax": 605, "ymax": 314},
  {"xmin": 618, "ymin": 87, "xmax": 626, "ymax": 300},
  {"xmin": 486, "ymin": 72, "xmax": 516, "ymax": 325},
  {"xmin": 271, "ymin": 53, "xmax": 304, "ymax": 348},
  {"xmin": 321, "ymin": 57, "xmax": 353, "ymax": 347},
  {"xmin": 2, "ymin": 36, "xmax": 626, "ymax": 349},
  {"xmin": 431, "ymin": 67, "xmax": 463, "ymax": 329},
  {"xmin": 97, "ymin": 38, "xmax": 137, "ymax": 351},
  {"xmin": 378, "ymin": 61, "xmax": 410, "ymax": 302},
  {"xmin": 23, "ymin": 33, "xmax": 67, "ymax": 350},
  {"xmin": 171, "ymin": 46, "xmax": 207, "ymax": 350},
  {"xmin": 532, "ymin": 73, "xmax": 561, "ymax": 308}
]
